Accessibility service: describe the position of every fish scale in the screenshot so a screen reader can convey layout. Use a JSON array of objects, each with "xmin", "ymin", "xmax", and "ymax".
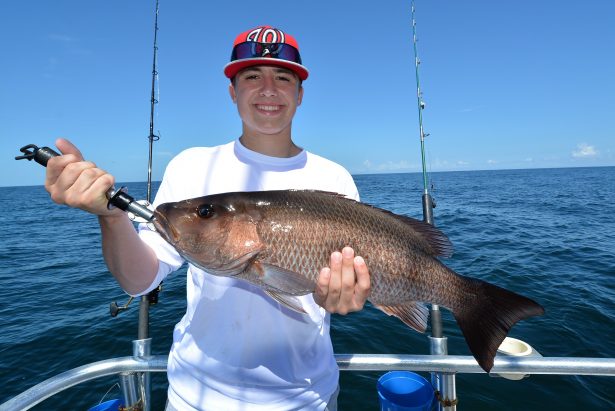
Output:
[{"xmin": 255, "ymin": 191, "xmax": 445, "ymax": 305}]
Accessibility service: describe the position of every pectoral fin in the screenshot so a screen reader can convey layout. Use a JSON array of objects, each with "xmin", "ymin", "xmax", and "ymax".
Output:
[
  {"xmin": 265, "ymin": 290, "xmax": 307, "ymax": 314},
  {"xmin": 241, "ymin": 262, "xmax": 314, "ymax": 314},
  {"xmin": 373, "ymin": 301, "xmax": 429, "ymax": 333},
  {"xmin": 258, "ymin": 263, "xmax": 315, "ymax": 296}
]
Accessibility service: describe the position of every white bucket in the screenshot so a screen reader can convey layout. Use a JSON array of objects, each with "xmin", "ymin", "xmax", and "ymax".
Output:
[{"xmin": 495, "ymin": 337, "xmax": 540, "ymax": 380}]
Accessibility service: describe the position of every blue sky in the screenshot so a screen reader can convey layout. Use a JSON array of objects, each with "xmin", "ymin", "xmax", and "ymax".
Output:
[{"xmin": 2, "ymin": 0, "xmax": 614, "ymax": 187}]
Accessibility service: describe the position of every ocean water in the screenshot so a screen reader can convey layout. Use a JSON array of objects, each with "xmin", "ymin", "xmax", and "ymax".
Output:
[{"xmin": 1, "ymin": 167, "xmax": 614, "ymax": 410}]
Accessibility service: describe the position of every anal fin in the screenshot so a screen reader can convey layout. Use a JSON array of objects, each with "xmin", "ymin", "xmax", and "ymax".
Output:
[
  {"xmin": 265, "ymin": 290, "xmax": 307, "ymax": 314},
  {"xmin": 374, "ymin": 301, "xmax": 429, "ymax": 333}
]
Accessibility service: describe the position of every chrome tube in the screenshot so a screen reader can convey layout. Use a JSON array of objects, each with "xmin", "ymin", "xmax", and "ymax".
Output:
[
  {"xmin": 118, "ymin": 372, "xmax": 140, "ymax": 407},
  {"xmin": 0, "ymin": 357, "xmax": 167, "ymax": 411},
  {"xmin": 428, "ymin": 337, "xmax": 456, "ymax": 410},
  {"xmin": 335, "ymin": 354, "xmax": 615, "ymax": 375},
  {"xmin": 2, "ymin": 355, "xmax": 615, "ymax": 411},
  {"xmin": 133, "ymin": 338, "xmax": 152, "ymax": 411}
]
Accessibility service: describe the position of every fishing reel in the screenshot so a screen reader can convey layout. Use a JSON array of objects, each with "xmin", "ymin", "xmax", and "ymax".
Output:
[
  {"xmin": 110, "ymin": 297, "xmax": 134, "ymax": 317},
  {"xmin": 110, "ymin": 284, "xmax": 162, "ymax": 317}
]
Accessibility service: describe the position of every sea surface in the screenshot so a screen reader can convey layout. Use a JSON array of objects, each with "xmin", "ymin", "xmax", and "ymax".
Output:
[{"xmin": 1, "ymin": 167, "xmax": 614, "ymax": 410}]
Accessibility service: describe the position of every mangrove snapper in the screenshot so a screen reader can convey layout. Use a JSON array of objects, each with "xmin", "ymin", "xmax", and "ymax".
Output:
[{"xmin": 153, "ymin": 190, "xmax": 544, "ymax": 372}]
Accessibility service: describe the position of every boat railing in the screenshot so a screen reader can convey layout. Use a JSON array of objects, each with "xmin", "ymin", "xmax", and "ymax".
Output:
[{"xmin": 2, "ymin": 354, "xmax": 614, "ymax": 411}]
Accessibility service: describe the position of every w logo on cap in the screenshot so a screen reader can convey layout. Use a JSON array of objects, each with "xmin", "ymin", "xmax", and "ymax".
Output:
[
  {"xmin": 245, "ymin": 26, "xmax": 286, "ymax": 44},
  {"xmin": 225, "ymin": 25, "xmax": 309, "ymax": 81}
]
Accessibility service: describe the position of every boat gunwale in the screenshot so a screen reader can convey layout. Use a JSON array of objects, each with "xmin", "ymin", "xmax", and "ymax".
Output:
[{"xmin": 2, "ymin": 354, "xmax": 615, "ymax": 411}]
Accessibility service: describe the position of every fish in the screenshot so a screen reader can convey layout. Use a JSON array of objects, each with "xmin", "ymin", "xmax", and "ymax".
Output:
[{"xmin": 153, "ymin": 189, "xmax": 545, "ymax": 372}]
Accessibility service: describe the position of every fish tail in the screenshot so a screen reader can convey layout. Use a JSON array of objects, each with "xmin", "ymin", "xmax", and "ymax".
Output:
[{"xmin": 451, "ymin": 276, "xmax": 545, "ymax": 373}]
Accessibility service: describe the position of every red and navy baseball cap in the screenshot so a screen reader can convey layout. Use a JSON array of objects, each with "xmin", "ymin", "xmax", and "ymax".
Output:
[{"xmin": 224, "ymin": 26, "xmax": 309, "ymax": 81}]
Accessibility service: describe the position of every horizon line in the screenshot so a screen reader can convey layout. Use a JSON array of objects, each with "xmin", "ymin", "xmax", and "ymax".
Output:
[{"xmin": 2, "ymin": 164, "xmax": 613, "ymax": 189}]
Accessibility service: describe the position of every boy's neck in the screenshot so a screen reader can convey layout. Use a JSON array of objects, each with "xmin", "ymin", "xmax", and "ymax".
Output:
[{"xmin": 239, "ymin": 133, "xmax": 301, "ymax": 158}]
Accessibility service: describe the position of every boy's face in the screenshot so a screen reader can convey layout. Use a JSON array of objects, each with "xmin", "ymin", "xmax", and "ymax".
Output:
[{"xmin": 229, "ymin": 65, "xmax": 303, "ymax": 137}]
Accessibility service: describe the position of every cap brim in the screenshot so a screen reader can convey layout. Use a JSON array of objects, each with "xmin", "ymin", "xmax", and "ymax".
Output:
[{"xmin": 224, "ymin": 58, "xmax": 309, "ymax": 81}]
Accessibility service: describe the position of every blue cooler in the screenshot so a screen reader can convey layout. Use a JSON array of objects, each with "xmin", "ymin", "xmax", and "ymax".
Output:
[
  {"xmin": 377, "ymin": 371, "xmax": 434, "ymax": 411},
  {"xmin": 87, "ymin": 399, "xmax": 124, "ymax": 411}
]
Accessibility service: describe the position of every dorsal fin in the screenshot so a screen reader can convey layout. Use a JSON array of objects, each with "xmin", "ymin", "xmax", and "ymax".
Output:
[
  {"xmin": 382, "ymin": 210, "xmax": 453, "ymax": 257},
  {"xmin": 284, "ymin": 190, "xmax": 453, "ymax": 258}
]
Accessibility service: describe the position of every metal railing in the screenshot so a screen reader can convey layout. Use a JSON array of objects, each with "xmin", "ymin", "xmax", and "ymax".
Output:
[{"xmin": 2, "ymin": 354, "xmax": 614, "ymax": 411}]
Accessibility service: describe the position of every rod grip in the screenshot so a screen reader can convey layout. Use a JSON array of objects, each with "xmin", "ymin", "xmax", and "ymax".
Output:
[
  {"xmin": 33, "ymin": 147, "xmax": 60, "ymax": 166},
  {"xmin": 15, "ymin": 144, "xmax": 60, "ymax": 166}
]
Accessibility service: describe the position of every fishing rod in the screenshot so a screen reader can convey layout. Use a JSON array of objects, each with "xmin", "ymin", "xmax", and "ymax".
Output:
[
  {"xmin": 410, "ymin": 0, "xmax": 440, "ymax": 334},
  {"xmin": 16, "ymin": 1, "xmax": 163, "ymax": 323},
  {"xmin": 134, "ymin": 0, "xmax": 163, "ymax": 358},
  {"xmin": 411, "ymin": 0, "xmax": 436, "ymax": 228},
  {"xmin": 147, "ymin": 0, "xmax": 161, "ymax": 204},
  {"xmin": 410, "ymin": 1, "xmax": 456, "ymax": 410},
  {"xmin": 18, "ymin": 5, "xmax": 162, "ymax": 407}
]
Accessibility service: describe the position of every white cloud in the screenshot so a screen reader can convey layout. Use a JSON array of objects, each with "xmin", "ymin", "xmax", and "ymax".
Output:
[
  {"xmin": 432, "ymin": 159, "xmax": 449, "ymax": 168},
  {"xmin": 487, "ymin": 159, "xmax": 498, "ymax": 165},
  {"xmin": 376, "ymin": 160, "xmax": 413, "ymax": 171},
  {"xmin": 456, "ymin": 160, "xmax": 470, "ymax": 166},
  {"xmin": 572, "ymin": 143, "xmax": 598, "ymax": 158},
  {"xmin": 362, "ymin": 159, "xmax": 415, "ymax": 172}
]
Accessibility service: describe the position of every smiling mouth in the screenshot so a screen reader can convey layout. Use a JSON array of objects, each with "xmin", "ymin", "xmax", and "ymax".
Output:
[{"xmin": 255, "ymin": 104, "xmax": 282, "ymax": 112}]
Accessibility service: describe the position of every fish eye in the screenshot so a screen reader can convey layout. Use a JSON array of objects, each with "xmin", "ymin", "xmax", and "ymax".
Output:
[{"xmin": 197, "ymin": 204, "xmax": 215, "ymax": 218}]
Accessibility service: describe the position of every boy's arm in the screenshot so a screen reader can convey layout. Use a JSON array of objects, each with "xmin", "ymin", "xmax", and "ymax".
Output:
[{"xmin": 45, "ymin": 138, "xmax": 159, "ymax": 295}]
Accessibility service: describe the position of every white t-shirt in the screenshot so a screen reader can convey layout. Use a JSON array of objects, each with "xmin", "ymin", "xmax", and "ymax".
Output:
[{"xmin": 137, "ymin": 139, "xmax": 359, "ymax": 411}]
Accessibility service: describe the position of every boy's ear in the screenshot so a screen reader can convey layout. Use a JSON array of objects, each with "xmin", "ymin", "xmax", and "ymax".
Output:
[
  {"xmin": 229, "ymin": 83, "xmax": 237, "ymax": 103},
  {"xmin": 297, "ymin": 85, "xmax": 304, "ymax": 106}
]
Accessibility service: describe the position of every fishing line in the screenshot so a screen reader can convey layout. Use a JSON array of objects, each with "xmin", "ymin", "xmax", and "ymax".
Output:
[
  {"xmin": 97, "ymin": 382, "xmax": 120, "ymax": 405},
  {"xmin": 155, "ymin": 41, "xmax": 161, "ymax": 129}
]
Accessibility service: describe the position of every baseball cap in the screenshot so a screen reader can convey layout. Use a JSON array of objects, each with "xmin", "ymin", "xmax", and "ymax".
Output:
[{"xmin": 224, "ymin": 26, "xmax": 309, "ymax": 81}]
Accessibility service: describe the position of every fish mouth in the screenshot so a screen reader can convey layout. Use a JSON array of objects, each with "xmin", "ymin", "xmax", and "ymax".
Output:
[{"xmin": 152, "ymin": 210, "xmax": 180, "ymax": 245}]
